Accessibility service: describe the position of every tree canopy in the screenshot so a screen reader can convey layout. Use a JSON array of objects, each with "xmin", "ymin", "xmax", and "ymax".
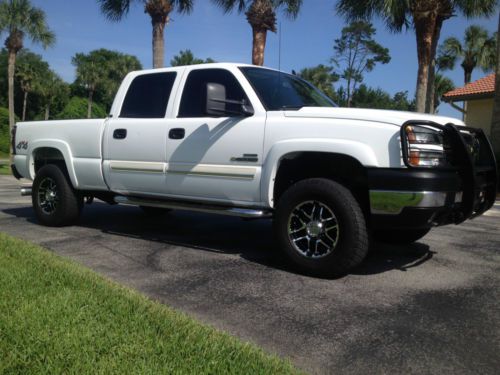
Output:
[
  {"xmin": 170, "ymin": 49, "xmax": 215, "ymax": 66},
  {"xmin": 438, "ymin": 25, "xmax": 497, "ymax": 84},
  {"xmin": 332, "ymin": 21, "xmax": 390, "ymax": 107}
]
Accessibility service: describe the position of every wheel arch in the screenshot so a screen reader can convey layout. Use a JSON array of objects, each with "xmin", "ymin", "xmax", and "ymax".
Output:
[
  {"xmin": 27, "ymin": 140, "xmax": 78, "ymax": 188},
  {"xmin": 262, "ymin": 140, "xmax": 376, "ymax": 213}
]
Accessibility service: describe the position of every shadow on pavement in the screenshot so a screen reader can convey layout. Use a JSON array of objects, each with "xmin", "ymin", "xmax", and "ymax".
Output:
[{"xmin": 2, "ymin": 203, "xmax": 435, "ymax": 278}]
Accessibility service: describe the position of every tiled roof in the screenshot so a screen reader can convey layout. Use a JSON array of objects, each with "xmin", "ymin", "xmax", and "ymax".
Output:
[{"xmin": 443, "ymin": 73, "xmax": 496, "ymax": 100}]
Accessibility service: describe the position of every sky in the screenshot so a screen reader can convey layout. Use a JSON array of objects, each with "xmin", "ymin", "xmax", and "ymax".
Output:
[{"xmin": 19, "ymin": 0, "xmax": 500, "ymax": 119}]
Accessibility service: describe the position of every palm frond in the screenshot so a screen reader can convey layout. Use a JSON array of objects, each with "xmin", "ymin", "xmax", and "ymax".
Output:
[
  {"xmin": 211, "ymin": 0, "xmax": 247, "ymax": 14},
  {"xmin": 175, "ymin": 0, "xmax": 194, "ymax": 14},
  {"xmin": 97, "ymin": 0, "xmax": 133, "ymax": 21},
  {"xmin": 453, "ymin": 0, "xmax": 498, "ymax": 18},
  {"xmin": 273, "ymin": 0, "xmax": 302, "ymax": 19}
]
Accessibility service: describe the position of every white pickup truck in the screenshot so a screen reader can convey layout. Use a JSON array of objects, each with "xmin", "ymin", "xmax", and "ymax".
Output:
[{"xmin": 11, "ymin": 63, "xmax": 498, "ymax": 277}]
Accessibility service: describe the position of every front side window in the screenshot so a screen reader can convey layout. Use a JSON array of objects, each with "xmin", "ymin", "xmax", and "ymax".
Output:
[
  {"xmin": 120, "ymin": 72, "xmax": 176, "ymax": 118},
  {"xmin": 178, "ymin": 69, "xmax": 249, "ymax": 118},
  {"xmin": 240, "ymin": 67, "xmax": 335, "ymax": 110}
]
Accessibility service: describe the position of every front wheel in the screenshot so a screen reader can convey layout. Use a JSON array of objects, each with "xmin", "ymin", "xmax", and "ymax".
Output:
[
  {"xmin": 273, "ymin": 178, "xmax": 369, "ymax": 278},
  {"xmin": 32, "ymin": 164, "xmax": 83, "ymax": 227}
]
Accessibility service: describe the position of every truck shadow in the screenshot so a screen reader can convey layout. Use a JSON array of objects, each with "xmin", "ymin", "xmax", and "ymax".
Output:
[{"xmin": 3, "ymin": 203, "xmax": 434, "ymax": 279}]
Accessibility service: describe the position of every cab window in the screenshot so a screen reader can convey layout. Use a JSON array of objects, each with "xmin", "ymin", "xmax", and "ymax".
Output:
[{"xmin": 178, "ymin": 69, "xmax": 249, "ymax": 118}]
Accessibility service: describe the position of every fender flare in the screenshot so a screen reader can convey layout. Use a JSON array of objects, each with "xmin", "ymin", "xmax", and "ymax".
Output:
[
  {"xmin": 261, "ymin": 139, "xmax": 378, "ymax": 208},
  {"xmin": 26, "ymin": 139, "xmax": 79, "ymax": 188}
]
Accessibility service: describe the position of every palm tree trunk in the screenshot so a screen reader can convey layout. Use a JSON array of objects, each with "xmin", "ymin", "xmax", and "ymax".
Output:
[
  {"xmin": 22, "ymin": 91, "xmax": 28, "ymax": 121},
  {"xmin": 44, "ymin": 105, "xmax": 50, "ymax": 121},
  {"xmin": 251, "ymin": 26, "xmax": 267, "ymax": 66},
  {"xmin": 87, "ymin": 90, "xmax": 94, "ymax": 119},
  {"xmin": 490, "ymin": 11, "xmax": 500, "ymax": 162},
  {"xmin": 425, "ymin": 18, "xmax": 444, "ymax": 114},
  {"xmin": 152, "ymin": 19, "xmax": 165, "ymax": 68},
  {"xmin": 414, "ymin": 14, "xmax": 437, "ymax": 113},
  {"xmin": 464, "ymin": 69, "xmax": 473, "ymax": 84},
  {"xmin": 7, "ymin": 50, "xmax": 16, "ymax": 155}
]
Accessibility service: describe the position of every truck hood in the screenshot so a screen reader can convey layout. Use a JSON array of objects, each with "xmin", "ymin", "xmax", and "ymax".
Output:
[{"xmin": 283, "ymin": 107, "xmax": 465, "ymax": 127}]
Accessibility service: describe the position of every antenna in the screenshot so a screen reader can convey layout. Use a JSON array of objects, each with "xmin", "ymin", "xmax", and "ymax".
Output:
[{"xmin": 278, "ymin": 21, "xmax": 282, "ymax": 71}]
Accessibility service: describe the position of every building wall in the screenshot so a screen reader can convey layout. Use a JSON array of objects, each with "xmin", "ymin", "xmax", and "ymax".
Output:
[{"xmin": 464, "ymin": 98, "xmax": 494, "ymax": 136}]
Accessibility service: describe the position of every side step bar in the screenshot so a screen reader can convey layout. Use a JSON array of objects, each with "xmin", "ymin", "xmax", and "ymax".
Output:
[
  {"xmin": 114, "ymin": 196, "xmax": 273, "ymax": 219},
  {"xmin": 20, "ymin": 187, "xmax": 32, "ymax": 196}
]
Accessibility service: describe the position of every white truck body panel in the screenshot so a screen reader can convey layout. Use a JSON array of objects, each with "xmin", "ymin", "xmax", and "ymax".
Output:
[{"xmin": 13, "ymin": 63, "xmax": 465, "ymax": 209}]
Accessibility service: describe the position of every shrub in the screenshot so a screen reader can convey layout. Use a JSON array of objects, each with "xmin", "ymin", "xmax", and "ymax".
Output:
[{"xmin": 0, "ymin": 107, "xmax": 11, "ymax": 156}]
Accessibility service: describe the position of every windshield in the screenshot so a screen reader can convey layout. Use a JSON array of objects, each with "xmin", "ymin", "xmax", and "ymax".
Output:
[{"xmin": 240, "ymin": 67, "xmax": 336, "ymax": 111}]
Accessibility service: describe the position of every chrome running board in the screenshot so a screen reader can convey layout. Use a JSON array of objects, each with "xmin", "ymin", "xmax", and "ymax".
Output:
[
  {"xmin": 20, "ymin": 187, "xmax": 32, "ymax": 196},
  {"xmin": 114, "ymin": 196, "xmax": 272, "ymax": 219}
]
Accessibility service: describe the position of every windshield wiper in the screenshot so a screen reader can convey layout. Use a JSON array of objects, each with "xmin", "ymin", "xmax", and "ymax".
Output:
[{"xmin": 279, "ymin": 105, "xmax": 303, "ymax": 110}]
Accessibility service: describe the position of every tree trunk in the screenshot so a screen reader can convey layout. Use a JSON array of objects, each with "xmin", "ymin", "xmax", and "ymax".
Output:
[
  {"xmin": 425, "ymin": 18, "xmax": 443, "ymax": 114},
  {"xmin": 44, "ymin": 105, "xmax": 50, "ymax": 121},
  {"xmin": 87, "ymin": 90, "xmax": 94, "ymax": 119},
  {"xmin": 152, "ymin": 19, "xmax": 165, "ymax": 68},
  {"xmin": 22, "ymin": 91, "xmax": 28, "ymax": 121},
  {"xmin": 490, "ymin": 11, "xmax": 500, "ymax": 158},
  {"xmin": 251, "ymin": 26, "xmax": 267, "ymax": 66},
  {"xmin": 7, "ymin": 50, "xmax": 16, "ymax": 156},
  {"xmin": 464, "ymin": 69, "xmax": 473, "ymax": 84},
  {"xmin": 414, "ymin": 13, "xmax": 437, "ymax": 113}
]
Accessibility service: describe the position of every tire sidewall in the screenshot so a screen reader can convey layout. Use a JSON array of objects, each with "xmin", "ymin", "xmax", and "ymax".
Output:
[
  {"xmin": 274, "ymin": 179, "xmax": 367, "ymax": 276},
  {"xmin": 32, "ymin": 164, "xmax": 80, "ymax": 226}
]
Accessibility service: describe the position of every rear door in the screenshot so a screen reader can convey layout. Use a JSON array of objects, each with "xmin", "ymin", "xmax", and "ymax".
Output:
[{"xmin": 102, "ymin": 70, "xmax": 180, "ymax": 196}]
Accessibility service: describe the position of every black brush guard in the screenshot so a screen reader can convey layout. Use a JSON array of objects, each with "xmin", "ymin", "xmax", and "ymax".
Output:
[{"xmin": 401, "ymin": 120, "xmax": 498, "ymax": 225}]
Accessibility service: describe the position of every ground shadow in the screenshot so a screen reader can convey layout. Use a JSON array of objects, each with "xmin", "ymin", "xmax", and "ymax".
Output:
[{"xmin": 2, "ymin": 203, "xmax": 435, "ymax": 278}]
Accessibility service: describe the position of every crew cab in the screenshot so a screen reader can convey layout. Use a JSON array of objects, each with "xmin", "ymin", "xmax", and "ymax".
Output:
[{"xmin": 11, "ymin": 63, "xmax": 498, "ymax": 277}]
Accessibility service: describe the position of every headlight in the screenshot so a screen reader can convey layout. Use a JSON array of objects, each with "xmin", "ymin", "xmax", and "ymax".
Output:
[{"xmin": 403, "ymin": 125, "xmax": 448, "ymax": 168}]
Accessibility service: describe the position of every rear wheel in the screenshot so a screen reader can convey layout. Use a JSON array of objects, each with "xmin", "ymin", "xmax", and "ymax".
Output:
[
  {"xmin": 32, "ymin": 164, "xmax": 83, "ymax": 226},
  {"xmin": 274, "ymin": 178, "xmax": 369, "ymax": 278},
  {"xmin": 372, "ymin": 228, "xmax": 431, "ymax": 244}
]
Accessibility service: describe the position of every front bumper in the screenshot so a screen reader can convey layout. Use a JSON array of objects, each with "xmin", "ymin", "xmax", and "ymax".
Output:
[{"xmin": 368, "ymin": 121, "xmax": 498, "ymax": 230}]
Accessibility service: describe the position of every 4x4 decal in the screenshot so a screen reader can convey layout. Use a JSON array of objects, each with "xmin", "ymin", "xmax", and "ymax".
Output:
[{"xmin": 16, "ymin": 141, "xmax": 28, "ymax": 150}]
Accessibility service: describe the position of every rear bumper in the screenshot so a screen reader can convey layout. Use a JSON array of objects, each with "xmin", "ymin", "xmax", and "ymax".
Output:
[{"xmin": 367, "ymin": 122, "xmax": 498, "ymax": 230}]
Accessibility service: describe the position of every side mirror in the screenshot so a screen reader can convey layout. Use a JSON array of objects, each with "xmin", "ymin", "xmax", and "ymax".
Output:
[{"xmin": 206, "ymin": 82, "xmax": 254, "ymax": 117}]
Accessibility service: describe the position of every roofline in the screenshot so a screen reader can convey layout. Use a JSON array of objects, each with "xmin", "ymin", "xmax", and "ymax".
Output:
[
  {"xmin": 127, "ymin": 62, "xmax": 285, "ymax": 76},
  {"xmin": 443, "ymin": 92, "xmax": 495, "ymax": 102}
]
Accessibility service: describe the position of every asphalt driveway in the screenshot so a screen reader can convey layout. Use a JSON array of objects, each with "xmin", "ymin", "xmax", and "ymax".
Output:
[{"xmin": 1, "ymin": 175, "xmax": 499, "ymax": 374}]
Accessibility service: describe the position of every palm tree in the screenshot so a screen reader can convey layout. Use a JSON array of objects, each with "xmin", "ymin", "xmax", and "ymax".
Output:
[
  {"xmin": 15, "ymin": 50, "xmax": 49, "ymax": 121},
  {"xmin": 212, "ymin": 0, "xmax": 302, "ymax": 66},
  {"xmin": 433, "ymin": 73, "xmax": 454, "ymax": 113},
  {"xmin": 36, "ymin": 70, "xmax": 68, "ymax": 120},
  {"xmin": 336, "ymin": 0, "xmax": 497, "ymax": 113},
  {"xmin": 439, "ymin": 25, "xmax": 497, "ymax": 84},
  {"xmin": 72, "ymin": 52, "xmax": 105, "ymax": 119},
  {"xmin": 491, "ymin": 11, "xmax": 500, "ymax": 161},
  {"xmin": 98, "ymin": 0, "xmax": 194, "ymax": 68},
  {"xmin": 0, "ymin": 0, "xmax": 54, "ymax": 155}
]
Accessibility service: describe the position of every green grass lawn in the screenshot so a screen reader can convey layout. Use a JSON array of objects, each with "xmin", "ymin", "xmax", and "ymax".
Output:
[
  {"xmin": 0, "ymin": 233, "xmax": 299, "ymax": 375},
  {"xmin": 0, "ymin": 164, "xmax": 11, "ymax": 175}
]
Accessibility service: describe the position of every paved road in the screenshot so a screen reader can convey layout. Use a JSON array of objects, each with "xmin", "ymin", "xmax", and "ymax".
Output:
[{"xmin": 1, "ymin": 175, "xmax": 499, "ymax": 374}]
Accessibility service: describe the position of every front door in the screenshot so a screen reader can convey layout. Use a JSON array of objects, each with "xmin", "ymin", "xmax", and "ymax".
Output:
[{"xmin": 166, "ymin": 68, "xmax": 266, "ymax": 205}]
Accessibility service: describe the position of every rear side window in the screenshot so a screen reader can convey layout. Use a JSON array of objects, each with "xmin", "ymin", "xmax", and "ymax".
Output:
[
  {"xmin": 178, "ymin": 69, "xmax": 248, "ymax": 118},
  {"xmin": 120, "ymin": 72, "xmax": 176, "ymax": 118}
]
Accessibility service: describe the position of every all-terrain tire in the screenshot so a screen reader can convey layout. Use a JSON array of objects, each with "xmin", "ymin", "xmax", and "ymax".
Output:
[
  {"xmin": 372, "ymin": 228, "xmax": 431, "ymax": 244},
  {"xmin": 273, "ymin": 178, "xmax": 369, "ymax": 278},
  {"xmin": 32, "ymin": 164, "xmax": 83, "ymax": 226}
]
